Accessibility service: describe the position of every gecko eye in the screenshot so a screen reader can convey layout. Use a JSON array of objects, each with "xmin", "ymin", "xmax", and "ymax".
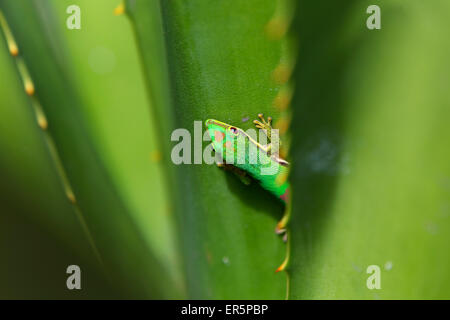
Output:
[{"xmin": 229, "ymin": 127, "xmax": 239, "ymax": 135}]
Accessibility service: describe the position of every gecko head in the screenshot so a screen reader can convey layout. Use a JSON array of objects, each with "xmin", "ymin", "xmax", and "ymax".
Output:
[{"xmin": 205, "ymin": 119, "xmax": 242, "ymax": 155}]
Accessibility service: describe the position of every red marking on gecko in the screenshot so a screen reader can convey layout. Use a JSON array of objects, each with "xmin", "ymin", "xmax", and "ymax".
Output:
[{"xmin": 214, "ymin": 131, "xmax": 225, "ymax": 143}]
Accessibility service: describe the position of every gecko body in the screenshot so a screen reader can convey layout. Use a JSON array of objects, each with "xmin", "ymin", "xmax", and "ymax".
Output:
[{"xmin": 205, "ymin": 114, "xmax": 290, "ymax": 234}]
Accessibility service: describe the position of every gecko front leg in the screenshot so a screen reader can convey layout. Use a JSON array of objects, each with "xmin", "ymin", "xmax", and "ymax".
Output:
[
  {"xmin": 253, "ymin": 113, "xmax": 281, "ymax": 155},
  {"xmin": 217, "ymin": 162, "xmax": 252, "ymax": 185},
  {"xmin": 208, "ymin": 141, "xmax": 252, "ymax": 185},
  {"xmin": 253, "ymin": 113, "xmax": 273, "ymax": 140}
]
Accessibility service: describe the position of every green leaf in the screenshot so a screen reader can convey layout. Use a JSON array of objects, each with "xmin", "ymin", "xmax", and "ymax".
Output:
[
  {"xmin": 0, "ymin": 0, "xmax": 177, "ymax": 298},
  {"xmin": 289, "ymin": 0, "xmax": 450, "ymax": 299},
  {"xmin": 0, "ymin": 15, "xmax": 116, "ymax": 299},
  {"xmin": 49, "ymin": 0, "xmax": 184, "ymax": 295},
  {"xmin": 127, "ymin": 0, "xmax": 291, "ymax": 298}
]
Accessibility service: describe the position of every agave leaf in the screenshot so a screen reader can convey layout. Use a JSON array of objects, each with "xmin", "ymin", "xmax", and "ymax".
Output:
[
  {"xmin": 0, "ymin": 18, "xmax": 116, "ymax": 299},
  {"xmin": 49, "ymin": 0, "xmax": 184, "ymax": 294},
  {"xmin": 289, "ymin": 0, "xmax": 450, "ymax": 299},
  {"xmin": 0, "ymin": 0, "xmax": 176, "ymax": 298},
  {"xmin": 126, "ymin": 0, "xmax": 291, "ymax": 298}
]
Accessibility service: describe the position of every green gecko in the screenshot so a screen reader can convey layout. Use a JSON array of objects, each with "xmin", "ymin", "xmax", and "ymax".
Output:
[{"xmin": 205, "ymin": 114, "xmax": 291, "ymax": 271}]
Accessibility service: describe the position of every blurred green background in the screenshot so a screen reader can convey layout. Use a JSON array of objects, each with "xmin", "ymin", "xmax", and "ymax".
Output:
[
  {"xmin": 0, "ymin": 0, "xmax": 181, "ymax": 299},
  {"xmin": 0, "ymin": 0, "xmax": 449, "ymax": 299}
]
